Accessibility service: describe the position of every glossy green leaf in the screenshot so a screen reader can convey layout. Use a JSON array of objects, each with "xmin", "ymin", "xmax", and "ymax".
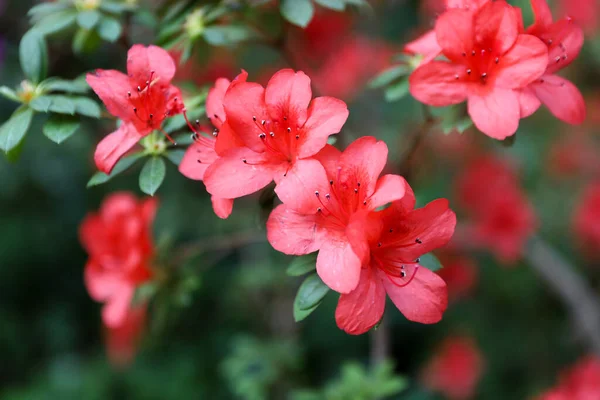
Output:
[
  {"xmin": 139, "ymin": 156, "xmax": 166, "ymax": 196},
  {"xmin": 368, "ymin": 65, "xmax": 410, "ymax": 89},
  {"xmin": 293, "ymin": 300, "xmax": 322, "ymax": 323},
  {"xmin": 72, "ymin": 97, "xmax": 101, "ymax": 118},
  {"xmin": 28, "ymin": 2, "xmax": 69, "ymax": 20},
  {"xmin": 41, "ymin": 76, "xmax": 89, "ymax": 94},
  {"xmin": 29, "ymin": 96, "xmax": 53, "ymax": 112},
  {"xmin": 97, "ymin": 16, "xmax": 122, "ymax": 42},
  {"xmin": 34, "ymin": 10, "xmax": 78, "ymax": 35},
  {"xmin": 0, "ymin": 107, "xmax": 34, "ymax": 152},
  {"xmin": 43, "ymin": 114, "xmax": 80, "ymax": 144},
  {"xmin": 287, "ymin": 253, "xmax": 317, "ymax": 277},
  {"xmin": 72, "ymin": 27, "xmax": 102, "ymax": 54},
  {"xmin": 384, "ymin": 78, "xmax": 409, "ymax": 102},
  {"xmin": 419, "ymin": 253, "xmax": 443, "ymax": 272},
  {"xmin": 315, "ymin": 0, "xmax": 345, "ymax": 11},
  {"xmin": 100, "ymin": 1, "xmax": 135, "ymax": 13},
  {"xmin": 280, "ymin": 0, "xmax": 314, "ymax": 28},
  {"xmin": 87, "ymin": 152, "xmax": 144, "ymax": 187},
  {"xmin": 203, "ymin": 25, "xmax": 257, "ymax": 46},
  {"xmin": 165, "ymin": 149, "xmax": 185, "ymax": 166},
  {"xmin": 294, "ymin": 273, "xmax": 329, "ymax": 311},
  {"xmin": 0, "ymin": 87, "xmax": 22, "ymax": 103},
  {"xmin": 19, "ymin": 29, "xmax": 48, "ymax": 84},
  {"xmin": 77, "ymin": 10, "xmax": 100, "ymax": 29}
]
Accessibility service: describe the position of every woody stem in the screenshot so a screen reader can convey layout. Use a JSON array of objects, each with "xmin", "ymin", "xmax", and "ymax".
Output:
[
  {"xmin": 525, "ymin": 236, "xmax": 600, "ymax": 356},
  {"xmin": 398, "ymin": 104, "xmax": 436, "ymax": 178},
  {"xmin": 370, "ymin": 312, "xmax": 390, "ymax": 366}
]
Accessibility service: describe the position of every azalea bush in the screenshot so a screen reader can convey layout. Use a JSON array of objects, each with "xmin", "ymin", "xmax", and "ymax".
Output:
[{"xmin": 2, "ymin": 0, "xmax": 600, "ymax": 399}]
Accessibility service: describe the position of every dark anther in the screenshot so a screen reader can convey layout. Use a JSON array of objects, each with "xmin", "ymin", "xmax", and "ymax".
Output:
[
  {"xmin": 389, "ymin": 229, "xmax": 394, "ymax": 233},
  {"xmin": 401, "ymin": 271, "xmax": 407, "ymax": 278},
  {"xmin": 252, "ymin": 116, "xmax": 257, "ymax": 121},
  {"xmin": 330, "ymin": 180, "xmax": 334, "ymax": 185},
  {"xmin": 416, "ymin": 258, "xmax": 421, "ymax": 263},
  {"xmin": 481, "ymin": 73, "xmax": 487, "ymax": 78},
  {"xmin": 357, "ymin": 182, "xmax": 361, "ymax": 187},
  {"xmin": 213, "ymin": 129, "xmax": 219, "ymax": 136},
  {"xmin": 283, "ymin": 116, "xmax": 287, "ymax": 121},
  {"xmin": 363, "ymin": 200, "xmax": 367, "ymax": 205},
  {"xmin": 377, "ymin": 242, "xmax": 382, "ymax": 247},
  {"xmin": 295, "ymin": 135, "xmax": 300, "ymax": 139},
  {"xmin": 197, "ymin": 159, "xmax": 202, "ymax": 163},
  {"xmin": 317, "ymin": 207, "xmax": 322, "ymax": 212},
  {"xmin": 137, "ymin": 86, "xmax": 141, "ymax": 92},
  {"xmin": 495, "ymin": 57, "xmax": 499, "ymax": 63},
  {"xmin": 287, "ymin": 127, "xmax": 291, "ymax": 132},
  {"xmin": 270, "ymin": 132, "xmax": 275, "ymax": 137},
  {"xmin": 325, "ymin": 194, "xmax": 330, "ymax": 199},
  {"xmin": 462, "ymin": 52, "xmax": 466, "ymax": 57},
  {"xmin": 242, "ymin": 159, "xmax": 247, "ymax": 163},
  {"xmin": 149, "ymin": 114, "xmax": 154, "ymax": 119},
  {"xmin": 555, "ymin": 56, "xmax": 561, "ymax": 63},
  {"xmin": 455, "ymin": 74, "xmax": 459, "ymax": 80},
  {"xmin": 261, "ymin": 120, "xmax": 266, "ymax": 125},
  {"xmin": 467, "ymin": 69, "xmax": 472, "ymax": 75},
  {"xmin": 471, "ymin": 50, "xmax": 475, "ymax": 56},
  {"xmin": 548, "ymin": 39, "xmax": 553, "ymax": 45},
  {"xmin": 315, "ymin": 191, "xmax": 320, "ymax": 197},
  {"xmin": 195, "ymin": 120, "xmax": 200, "ymax": 126},
  {"xmin": 415, "ymin": 238, "xmax": 422, "ymax": 244},
  {"xmin": 354, "ymin": 188, "xmax": 358, "ymax": 193},
  {"xmin": 133, "ymin": 107, "xmax": 138, "ymax": 113},
  {"xmin": 127, "ymin": 91, "xmax": 131, "ymax": 97},
  {"xmin": 259, "ymin": 133, "xmax": 266, "ymax": 139}
]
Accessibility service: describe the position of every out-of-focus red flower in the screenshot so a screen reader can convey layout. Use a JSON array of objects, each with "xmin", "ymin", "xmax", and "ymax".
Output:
[
  {"xmin": 106, "ymin": 305, "xmax": 146, "ymax": 367},
  {"xmin": 547, "ymin": 132, "xmax": 598, "ymax": 178},
  {"xmin": 409, "ymin": 1, "xmax": 548, "ymax": 139},
  {"xmin": 573, "ymin": 183, "xmax": 600, "ymax": 256},
  {"xmin": 517, "ymin": 0, "xmax": 586, "ymax": 125},
  {"xmin": 203, "ymin": 69, "xmax": 349, "ymax": 204},
  {"xmin": 537, "ymin": 357, "xmax": 600, "ymax": 400},
  {"xmin": 87, "ymin": 45, "xmax": 184, "ymax": 173},
  {"xmin": 559, "ymin": 0, "xmax": 598, "ymax": 35},
  {"xmin": 267, "ymin": 137, "xmax": 408, "ymax": 294},
  {"xmin": 179, "ymin": 71, "xmax": 249, "ymax": 219},
  {"xmin": 335, "ymin": 181, "xmax": 456, "ymax": 334},
  {"xmin": 80, "ymin": 193, "xmax": 157, "ymax": 329},
  {"xmin": 421, "ymin": 336, "xmax": 485, "ymax": 400},
  {"xmin": 172, "ymin": 49, "xmax": 235, "ymax": 85},
  {"xmin": 456, "ymin": 157, "xmax": 537, "ymax": 263},
  {"xmin": 436, "ymin": 254, "xmax": 478, "ymax": 301}
]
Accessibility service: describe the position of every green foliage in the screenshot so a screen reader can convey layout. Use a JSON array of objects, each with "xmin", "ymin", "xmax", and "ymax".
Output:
[
  {"xmin": 419, "ymin": 253, "xmax": 443, "ymax": 272},
  {"xmin": 43, "ymin": 114, "xmax": 80, "ymax": 144},
  {"xmin": 280, "ymin": 0, "xmax": 315, "ymax": 28},
  {"xmin": 139, "ymin": 157, "xmax": 167, "ymax": 196},
  {"xmin": 293, "ymin": 273, "xmax": 329, "ymax": 322},
  {"xmin": 287, "ymin": 253, "xmax": 318, "ymax": 277},
  {"xmin": 87, "ymin": 152, "xmax": 145, "ymax": 187},
  {"xmin": 19, "ymin": 29, "xmax": 48, "ymax": 84},
  {"xmin": 0, "ymin": 107, "xmax": 34, "ymax": 153}
]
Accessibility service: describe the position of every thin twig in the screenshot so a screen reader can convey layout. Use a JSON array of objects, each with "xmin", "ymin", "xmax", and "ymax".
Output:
[
  {"xmin": 370, "ymin": 313, "xmax": 390, "ymax": 366},
  {"xmin": 174, "ymin": 230, "xmax": 266, "ymax": 266},
  {"xmin": 525, "ymin": 236, "xmax": 600, "ymax": 356},
  {"xmin": 398, "ymin": 104, "xmax": 436, "ymax": 178}
]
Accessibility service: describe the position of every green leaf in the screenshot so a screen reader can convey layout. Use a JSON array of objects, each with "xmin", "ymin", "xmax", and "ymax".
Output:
[
  {"xmin": 280, "ymin": 0, "xmax": 314, "ymax": 28},
  {"xmin": 455, "ymin": 117, "xmax": 473, "ymax": 134},
  {"xmin": 97, "ymin": 16, "xmax": 122, "ymax": 42},
  {"xmin": 384, "ymin": 78, "xmax": 409, "ymax": 102},
  {"xmin": 30, "ymin": 95, "xmax": 78, "ymax": 115},
  {"xmin": 204, "ymin": 6, "xmax": 229, "ymax": 23},
  {"xmin": 314, "ymin": 0, "xmax": 346, "ymax": 11},
  {"xmin": 0, "ymin": 107, "xmax": 34, "ymax": 152},
  {"xmin": 43, "ymin": 114, "xmax": 80, "ymax": 144},
  {"xmin": 19, "ymin": 29, "xmax": 48, "ymax": 84},
  {"xmin": 162, "ymin": 106, "xmax": 205, "ymax": 133},
  {"xmin": 203, "ymin": 25, "xmax": 257, "ymax": 46},
  {"xmin": 165, "ymin": 149, "xmax": 185, "ymax": 166},
  {"xmin": 29, "ymin": 96, "xmax": 53, "ymax": 112},
  {"xmin": 77, "ymin": 10, "xmax": 100, "ymax": 29},
  {"xmin": 100, "ymin": 1, "xmax": 135, "ymax": 13},
  {"xmin": 139, "ymin": 156, "xmax": 166, "ymax": 196},
  {"xmin": 34, "ymin": 10, "xmax": 78, "ymax": 35},
  {"xmin": 419, "ymin": 253, "xmax": 443, "ymax": 272},
  {"xmin": 502, "ymin": 133, "xmax": 517, "ymax": 147},
  {"xmin": 5, "ymin": 138, "xmax": 27, "ymax": 163},
  {"xmin": 72, "ymin": 27, "xmax": 102, "ymax": 54},
  {"xmin": 0, "ymin": 87, "xmax": 22, "ymax": 103},
  {"xmin": 72, "ymin": 97, "xmax": 101, "ymax": 118},
  {"xmin": 41, "ymin": 76, "xmax": 89, "ymax": 94},
  {"xmin": 294, "ymin": 300, "xmax": 322, "ymax": 322},
  {"xmin": 28, "ymin": 2, "xmax": 70, "ymax": 20},
  {"xmin": 287, "ymin": 253, "xmax": 317, "ymax": 277},
  {"xmin": 294, "ymin": 273, "xmax": 329, "ymax": 311},
  {"xmin": 172, "ymin": 133, "xmax": 195, "ymax": 146},
  {"xmin": 368, "ymin": 65, "xmax": 410, "ymax": 89},
  {"xmin": 87, "ymin": 152, "xmax": 144, "ymax": 187}
]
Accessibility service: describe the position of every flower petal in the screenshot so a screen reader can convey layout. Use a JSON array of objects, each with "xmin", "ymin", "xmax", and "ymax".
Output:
[
  {"xmin": 265, "ymin": 69, "xmax": 311, "ymax": 127},
  {"xmin": 94, "ymin": 123, "xmax": 144, "ymax": 174},
  {"xmin": 127, "ymin": 44, "xmax": 176, "ymax": 84},
  {"xmin": 298, "ymin": 96, "xmax": 349, "ymax": 159},
  {"xmin": 381, "ymin": 267, "xmax": 448, "ymax": 324},
  {"xmin": 474, "ymin": 1, "xmax": 518, "ymax": 54},
  {"xmin": 86, "ymin": 70, "xmax": 135, "ymax": 122},
  {"xmin": 206, "ymin": 77, "xmax": 231, "ymax": 128},
  {"xmin": 102, "ymin": 284, "xmax": 135, "ymax": 328},
  {"xmin": 312, "ymin": 144, "xmax": 342, "ymax": 178},
  {"xmin": 84, "ymin": 261, "xmax": 120, "ymax": 301},
  {"xmin": 339, "ymin": 136, "xmax": 388, "ymax": 195},
  {"xmin": 179, "ymin": 140, "xmax": 218, "ymax": 181},
  {"xmin": 214, "ymin": 121, "xmax": 245, "ymax": 156},
  {"xmin": 409, "ymin": 62, "xmax": 469, "ymax": 107},
  {"xmin": 528, "ymin": 0, "xmax": 554, "ymax": 34},
  {"xmin": 518, "ymin": 87, "xmax": 542, "ymax": 118},
  {"xmin": 274, "ymin": 159, "xmax": 330, "ymax": 214},
  {"xmin": 367, "ymin": 174, "xmax": 407, "ymax": 210},
  {"xmin": 495, "ymin": 34, "xmax": 548, "ymax": 89},
  {"xmin": 530, "ymin": 75, "xmax": 586, "ymax": 125},
  {"xmin": 266, "ymin": 205, "xmax": 325, "ymax": 255},
  {"xmin": 404, "ymin": 30, "xmax": 442, "ymax": 65},
  {"xmin": 203, "ymin": 147, "xmax": 280, "ymax": 199},
  {"xmin": 435, "ymin": 9, "xmax": 474, "ymax": 62},
  {"xmin": 223, "ymin": 82, "xmax": 269, "ymax": 153},
  {"xmin": 467, "ymin": 88, "xmax": 520, "ymax": 140},
  {"xmin": 317, "ymin": 238, "xmax": 362, "ymax": 294},
  {"xmin": 335, "ymin": 267, "xmax": 386, "ymax": 335},
  {"xmin": 211, "ymin": 197, "xmax": 234, "ymax": 219},
  {"xmin": 544, "ymin": 19, "xmax": 584, "ymax": 75}
]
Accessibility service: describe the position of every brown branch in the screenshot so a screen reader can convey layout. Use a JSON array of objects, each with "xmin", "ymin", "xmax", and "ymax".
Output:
[
  {"xmin": 174, "ymin": 230, "xmax": 266, "ymax": 266},
  {"xmin": 525, "ymin": 236, "xmax": 600, "ymax": 356},
  {"xmin": 397, "ymin": 105, "xmax": 436, "ymax": 178}
]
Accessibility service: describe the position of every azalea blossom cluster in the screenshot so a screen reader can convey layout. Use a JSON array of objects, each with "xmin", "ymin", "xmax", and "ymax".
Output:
[
  {"xmin": 407, "ymin": 0, "xmax": 585, "ymax": 139},
  {"xmin": 537, "ymin": 356, "xmax": 600, "ymax": 399},
  {"xmin": 82, "ymin": 43, "xmax": 457, "ymax": 341}
]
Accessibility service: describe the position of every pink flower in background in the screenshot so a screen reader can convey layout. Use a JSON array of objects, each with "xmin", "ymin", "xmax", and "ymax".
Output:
[
  {"xmin": 436, "ymin": 254, "xmax": 478, "ymax": 301},
  {"xmin": 421, "ymin": 336, "xmax": 485, "ymax": 400},
  {"xmin": 559, "ymin": 0, "xmax": 598, "ymax": 35},
  {"xmin": 573, "ymin": 183, "xmax": 600, "ymax": 256},
  {"xmin": 538, "ymin": 357, "xmax": 600, "ymax": 399},
  {"xmin": 106, "ymin": 305, "xmax": 147, "ymax": 367}
]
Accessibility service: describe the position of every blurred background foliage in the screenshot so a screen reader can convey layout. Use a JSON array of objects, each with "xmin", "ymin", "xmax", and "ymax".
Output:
[{"xmin": 1, "ymin": 0, "xmax": 600, "ymax": 399}]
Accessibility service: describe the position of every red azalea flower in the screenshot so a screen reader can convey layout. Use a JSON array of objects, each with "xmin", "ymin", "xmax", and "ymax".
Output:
[
  {"xmin": 538, "ymin": 357, "xmax": 600, "ymax": 400},
  {"xmin": 409, "ymin": 0, "xmax": 548, "ymax": 139},
  {"xmin": 335, "ymin": 181, "xmax": 456, "ymax": 334},
  {"xmin": 179, "ymin": 71, "xmax": 249, "ymax": 219},
  {"xmin": 87, "ymin": 45, "xmax": 184, "ymax": 174},
  {"xmin": 559, "ymin": 0, "xmax": 598, "ymax": 35},
  {"xmin": 456, "ymin": 157, "xmax": 537, "ymax": 262},
  {"xmin": 436, "ymin": 254, "xmax": 478, "ymax": 301},
  {"xmin": 517, "ymin": 0, "xmax": 586, "ymax": 125},
  {"xmin": 547, "ymin": 131, "xmax": 598, "ymax": 177},
  {"xmin": 421, "ymin": 336, "xmax": 485, "ymax": 400},
  {"xmin": 106, "ymin": 304, "xmax": 146, "ymax": 367},
  {"xmin": 573, "ymin": 183, "xmax": 600, "ymax": 257},
  {"xmin": 267, "ymin": 137, "xmax": 407, "ymax": 294},
  {"xmin": 79, "ymin": 193, "xmax": 157, "ymax": 328},
  {"xmin": 203, "ymin": 69, "xmax": 349, "ymax": 202}
]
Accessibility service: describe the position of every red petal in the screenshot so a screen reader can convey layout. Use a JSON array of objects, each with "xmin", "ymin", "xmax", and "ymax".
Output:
[
  {"xmin": 86, "ymin": 70, "xmax": 135, "ymax": 122},
  {"xmin": 298, "ymin": 96, "xmax": 349, "ymax": 159},
  {"xmin": 409, "ymin": 62, "xmax": 469, "ymax": 107},
  {"xmin": 495, "ymin": 34, "xmax": 548, "ymax": 89},
  {"xmin": 467, "ymin": 88, "xmax": 520, "ymax": 139},
  {"xmin": 339, "ymin": 136, "xmax": 388, "ymax": 195},
  {"xmin": 203, "ymin": 147, "xmax": 280, "ymax": 199},
  {"xmin": 381, "ymin": 267, "xmax": 448, "ymax": 324},
  {"xmin": 223, "ymin": 82, "xmax": 269, "ymax": 153},
  {"xmin": 435, "ymin": 9, "xmax": 474, "ymax": 62},
  {"xmin": 94, "ymin": 123, "xmax": 144, "ymax": 174},
  {"xmin": 335, "ymin": 267, "xmax": 386, "ymax": 335},
  {"xmin": 544, "ymin": 20, "xmax": 584, "ymax": 75},
  {"xmin": 518, "ymin": 87, "xmax": 542, "ymax": 118},
  {"xmin": 317, "ymin": 237, "xmax": 362, "ymax": 294},
  {"xmin": 404, "ymin": 30, "xmax": 442, "ymax": 65},
  {"xmin": 84, "ymin": 260, "xmax": 120, "ymax": 301},
  {"xmin": 206, "ymin": 77, "xmax": 231, "ymax": 129},
  {"xmin": 102, "ymin": 284, "xmax": 135, "ymax": 328},
  {"xmin": 265, "ymin": 69, "xmax": 311, "ymax": 127},
  {"xmin": 312, "ymin": 144, "xmax": 342, "ymax": 178},
  {"xmin": 527, "ymin": 0, "xmax": 554, "ymax": 34},
  {"xmin": 179, "ymin": 141, "xmax": 217, "ymax": 181},
  {"xmin": 366, "ymin": 174, "xmax": 407, "ymax": 210},
  {"xmin": 274, "ymin": 159, "xmax": 330, "ymax": 214},
  {"xmin": 530, "ymin": 75, "xmax": 586, "ymax": 125},
  {"xmin": 211, "ymin": 196, "xmax": 234, "ymax": 219},
  {"xmin": 474, "ymin": 1, "xmax": 518, "ymax": 54},
  {"xmin": 127, "ymin": 44, "xmax": 176, "ymax": 84},
  {"xmin": 266, "ymin": 205, "xmax": 325, "ymax": 255},
  {"xmin": 214, "ymin": 121, "xmax": 244, "ymax": 156}
]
